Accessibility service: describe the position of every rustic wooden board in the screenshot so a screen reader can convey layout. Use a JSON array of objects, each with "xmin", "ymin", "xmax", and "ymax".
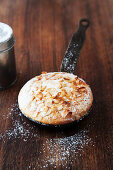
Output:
[{"xmin": 0, "ymin": 0, "xmax": 113, "ymax": 169}]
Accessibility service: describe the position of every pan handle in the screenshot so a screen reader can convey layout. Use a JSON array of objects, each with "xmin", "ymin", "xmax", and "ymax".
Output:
[{"xmin": 60, "ymin": 18, "xmax": 90, "ymax": 73}]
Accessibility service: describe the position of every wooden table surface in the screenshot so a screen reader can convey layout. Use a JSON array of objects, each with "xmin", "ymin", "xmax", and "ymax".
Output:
[{"xmin": 0, "ymin": 0, "xmax": 113, "ymax": 169}]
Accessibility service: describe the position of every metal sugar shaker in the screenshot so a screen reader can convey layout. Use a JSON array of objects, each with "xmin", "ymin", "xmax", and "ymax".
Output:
[{"xmin": 0, "ymin": 22, "xmax": 16, "ymax": 90}]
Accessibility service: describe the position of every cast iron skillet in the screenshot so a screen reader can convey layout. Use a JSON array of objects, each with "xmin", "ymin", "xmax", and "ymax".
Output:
[{"xmin": 21, "ymin": 18, "xmax": 91, "ymax": 128}]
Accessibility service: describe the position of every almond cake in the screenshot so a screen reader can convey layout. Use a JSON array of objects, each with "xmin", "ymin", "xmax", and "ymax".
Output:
[{"xmin": 18, "ymin": 72, "xmax": 93, "ymax": 125}]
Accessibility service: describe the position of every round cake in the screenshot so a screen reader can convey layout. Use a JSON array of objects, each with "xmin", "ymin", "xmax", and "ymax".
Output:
[{"xmin": 18, "ymin": 72, "xmax": 93, "ymax": 125}]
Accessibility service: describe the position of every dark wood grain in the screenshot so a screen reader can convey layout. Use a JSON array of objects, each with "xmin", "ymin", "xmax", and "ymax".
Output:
[{"xmin": 0, "ymin": 0, "xmax": 113, "ymax": 169}]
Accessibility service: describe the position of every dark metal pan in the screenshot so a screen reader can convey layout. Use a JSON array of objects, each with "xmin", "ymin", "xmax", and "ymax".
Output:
[{"xmin": 20, "ymin": 18, "xmax": 91, "ymax": 128}]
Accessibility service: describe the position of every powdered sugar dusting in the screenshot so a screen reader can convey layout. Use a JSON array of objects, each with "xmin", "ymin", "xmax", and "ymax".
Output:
[
  {"xmin": 0, "ymin": 102, "xmax": 39, "ymax": 143},
  {"xmin": 0, "ymin": 101, "xmax": 94, "ymax": 169},
  {"xmin": 39, "ymin": 130, "xmax": 92, "ymax": 168}
]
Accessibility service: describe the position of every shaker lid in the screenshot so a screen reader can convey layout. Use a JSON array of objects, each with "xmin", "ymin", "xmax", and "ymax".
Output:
[{"xmin": 0, "ymin": 22, "xmax": 15, "ymax": 52}]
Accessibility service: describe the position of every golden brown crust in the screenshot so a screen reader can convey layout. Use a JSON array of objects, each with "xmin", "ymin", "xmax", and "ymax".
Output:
[{"xmin": 18, "ymin": 72, "xmax": 93, "ymax": 125}]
